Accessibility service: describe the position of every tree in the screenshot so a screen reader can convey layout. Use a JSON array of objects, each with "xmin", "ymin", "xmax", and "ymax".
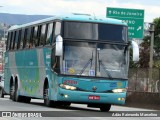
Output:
[
  {"xmin": 139, "ymin": 36, "xmax": 150, "ymax": 68},
  {"xmin": 130, "ymin": 17, "xmax": 160, "ymax": 68},
  {"xmin": 152, "ymin": 18, "xmax": 160, "ymax": 69}
]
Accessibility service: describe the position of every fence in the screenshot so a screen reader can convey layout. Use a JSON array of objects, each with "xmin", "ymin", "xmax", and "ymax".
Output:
[{"xmin": 128, "ymin": 68, "xmax": 160, "ymax": 93}]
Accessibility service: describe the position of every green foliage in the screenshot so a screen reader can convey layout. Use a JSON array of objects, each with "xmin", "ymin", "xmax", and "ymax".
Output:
[
  {"xmin": 153, "ymin": 17, "xmax": 160, "ymax": 61},
  {"xmin": 139, "ymin": 35, "xmax": 150, "ymax": 68},
  {"xmin": 130, "ymin": 17, "xmax": 160, "ymax": 68},
  {"xmin": 129, "ymin": 36, "xmax": 150, "ymax": 68},
  {"xmin": 129, "ymin": 48, "xmax": 139, "ymax": 68},
  {"xmin": 154, "ymin": 60, "xmax": 160, "ymax": 68}
]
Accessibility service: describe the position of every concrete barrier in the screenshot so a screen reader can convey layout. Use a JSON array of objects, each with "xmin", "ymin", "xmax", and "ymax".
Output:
[{"xmin": 125, "ymin": 91, "xmax": 160, "ymax": 110}]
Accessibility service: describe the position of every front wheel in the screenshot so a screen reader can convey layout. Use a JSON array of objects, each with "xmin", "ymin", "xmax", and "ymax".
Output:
[
  {"xmin": 61, "ymin": 102, "xmax": 71, "ymax": 108},
  {"xmin": 23, "ymin": 96, "xmax": 31, "ymax": 103},
  {"xmin": 44, "ymin": 84, "xmax": 54, "ymax": 107},
  {"xmin": 100, "ymin": 104, "xmax": 111, "ymax": 112},
  {"xmin": 0, "ymin": 88, "xmax": 4, "ymax": 98}
]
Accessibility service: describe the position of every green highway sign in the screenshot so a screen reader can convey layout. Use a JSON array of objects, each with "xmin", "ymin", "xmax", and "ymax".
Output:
[{"xmin": 107, "ymin": 7, "xmax": 144, "ymax": 39}]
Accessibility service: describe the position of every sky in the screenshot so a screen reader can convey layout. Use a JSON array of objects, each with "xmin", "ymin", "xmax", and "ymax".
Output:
[{"xmin": 0, "ymin": 0, "xmax": 160, "ymax": 22}]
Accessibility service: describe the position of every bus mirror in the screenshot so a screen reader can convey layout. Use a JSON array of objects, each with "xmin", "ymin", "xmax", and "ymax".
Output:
[
  {"xmin": 55, "ymin": 35, "xmax": 63, "ymax": 56},
  {"xmin": 131, "ymin": 41, "xmax": 139, "ymax": 62}
]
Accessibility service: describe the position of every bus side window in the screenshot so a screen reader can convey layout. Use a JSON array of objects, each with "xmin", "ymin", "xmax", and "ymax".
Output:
[
  {"xmin": 12, "ymin": 31, "xmax": 16, "ymax": 50},
  {"xmin": 51, "ymin": 48, "xmax": 60, "ymax": 73},
  {"xmin": 53, "ymin": 22, "xmax": 61, "ymax": 44},
  {"xmin": 29, "ymin": 27, "xmax": 35, "ymax": 48},
  {"xmin": 54, "ymin": 22, "xmax": 61, "ymax": 36},
  {"xmin": 17, "ymin": 30, "xmax": 22, "ymax": 49},
  {"xmin": 14, "ymin": 30, "xmax": 19, "ymax": 50},
  {"xmin": 23, "ymin": 28, "xmax": 28, "ymax": 48},
  {"xmin": 46, "ymin": 23, "xmax": 53, "ymax": 45},
  {"xmin": 6, "ymin": 32, "xmax": 11, "ymax": 51},
  {"xmin": 20, "ymin": 29, "xmax": 25, "ymax": 49},
  {"xmin": 9, "ymin": 32, "xmax": 13, "ymax": 50},
  {"xmin": 40, "ymin": 24, "xmax": 47, "ymax": 46},
  {"xmin": 26, "ymin": 27, "xmax": 31, "ymax": 48},
  {"xmin": 33, "ymin": 26, "xmax": 38, "ymax": 47},
  {"xmin": 37, "ymin": 25, "xmax": 42, "ymax": 47}
]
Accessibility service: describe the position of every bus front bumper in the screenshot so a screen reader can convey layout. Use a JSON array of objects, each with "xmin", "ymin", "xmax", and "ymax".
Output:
[{"xmin": 57, "ymin": 88, "xmax": 126, "ymax": 105}]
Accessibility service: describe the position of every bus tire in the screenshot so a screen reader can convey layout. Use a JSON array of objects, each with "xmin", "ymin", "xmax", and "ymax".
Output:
[
  {"xmin": 0, "ymin": 88, "xmax": 4, "ymax": 98},
  {"xmin": 23, "ymin": 96, "xmax": 31, "ymax": 103},
  {"xmin": 100, "ymin": 104, "xmax": 111, "ymax": 112},
  {"xmin": 15, "ymin": 82, "xmax": 23, "ymax": 102},
  {"xmin": 61, "ymin": 102, "xmax": 71, "ymax": 108},
  {"xmin": 44, "ymin": 83, "xmax": 54, "ymax": 107},
  {"xmin": 10, "ymin": 82, "xmax": 15, "ymax": 101}
]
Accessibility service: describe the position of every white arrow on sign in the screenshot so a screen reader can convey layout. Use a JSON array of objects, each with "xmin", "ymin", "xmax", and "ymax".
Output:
[{"xmin": 137, "ymin": 26, "xmax": 142, "ymax": 31}]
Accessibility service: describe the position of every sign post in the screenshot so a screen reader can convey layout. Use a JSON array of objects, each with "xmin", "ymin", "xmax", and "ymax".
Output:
[{"xmin": 107, "ymin": 7, "xmax": 144, "ymax": 39}]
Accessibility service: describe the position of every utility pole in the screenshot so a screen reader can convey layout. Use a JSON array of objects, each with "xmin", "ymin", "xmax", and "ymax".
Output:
[{"xmin": 149, "ymin": 23, "xmax": 155, "ymax": 92}]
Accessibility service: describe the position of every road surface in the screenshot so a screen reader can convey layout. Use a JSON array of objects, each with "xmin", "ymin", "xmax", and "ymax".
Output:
[{"xmin": 0, "ymin": 96, "xmax": 159, "ymax": 120}]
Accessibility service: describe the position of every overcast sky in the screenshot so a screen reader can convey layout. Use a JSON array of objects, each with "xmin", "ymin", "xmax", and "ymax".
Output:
[{"xmin": 0, "ymin": 0, "xmax": 160, "ymax": 22}]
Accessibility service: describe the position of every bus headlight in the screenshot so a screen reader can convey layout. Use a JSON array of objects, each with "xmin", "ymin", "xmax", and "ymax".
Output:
[
  {"xmin": 59, "ymin": 84, "xmax": 77, "ymax": 90},
  {"xmin": 112, "ymin": 88, "xmax": 126, "ymax": 93}
]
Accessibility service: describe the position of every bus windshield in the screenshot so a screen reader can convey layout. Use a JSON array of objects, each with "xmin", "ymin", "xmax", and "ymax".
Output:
[
  {"xmin": 64, "ymin": 21, "xmax": 127, "ymax": 42},
  {"xmin": 61, "ymin": 42, "xmax": 128, "ymax": 79}
]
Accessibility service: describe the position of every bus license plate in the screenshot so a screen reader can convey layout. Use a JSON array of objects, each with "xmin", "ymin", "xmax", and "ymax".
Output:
[{"xmin": 88, "ymin": 95, "xmax": 100, "ymax": 100}]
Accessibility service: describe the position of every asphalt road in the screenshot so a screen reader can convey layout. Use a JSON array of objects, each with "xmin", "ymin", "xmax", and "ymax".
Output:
[{"xmin": 0, "ymin": 96, "xmax": 159, "ymax": 120}]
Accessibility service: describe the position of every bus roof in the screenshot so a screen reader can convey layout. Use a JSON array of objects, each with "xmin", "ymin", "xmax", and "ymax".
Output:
[{"xmin": 8, "ymin": 13, "xmax": 127, "ymax": 31}]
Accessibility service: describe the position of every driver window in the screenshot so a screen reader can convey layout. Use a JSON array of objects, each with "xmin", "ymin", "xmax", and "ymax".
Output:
[{"xmin": 51, "ymin": 48, "xmax": 60, "ymax": 73}]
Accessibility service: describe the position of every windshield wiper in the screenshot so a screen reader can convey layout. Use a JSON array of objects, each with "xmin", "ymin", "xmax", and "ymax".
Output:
[
  {"xmin": 99, "ymin": 60, "xmax": 113, "ymax": 79},
  {"xmin": 79, "ymin": 50, "xmax": 93, "ymax": 75},
  {"xmin": 98, "ymin": 51, "xmax": 113, "ymax": 79}
]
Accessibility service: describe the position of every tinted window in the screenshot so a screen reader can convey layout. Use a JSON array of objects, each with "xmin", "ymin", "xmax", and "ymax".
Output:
[
  {"xmin": 6, "ymin": 32, "xmax": 11, "ymax": 50},
  {"xmin": 64, "ymin": 22, "xmax": 127, "ymax": 42},
  {"xmin": 10, "ymin": 32, "xmax": 15, "ymax": 50},
  {"xmin": 29, "ymin": 27, "xmax": 35, "ymax": 48},
  {"xmin": 46, "ymin": 23, "xmax": 53, "ymax": 45},
  {"xmin": 36, "ymin": 25, "xmax": 42, "ymax": 46},
  {"xmin": 54, "ymin": 22, "xmax": 61, "ymax": 36},
  {"xmin": 98, "ymin": 24, "xmax": 127, "ymax": 41},
  {"xmin": 12, "ymin": 31, "xmax": 16, "ymax": 49},
  {"xmin": 64, "ymin": 22, "xmax": 98, "ymax": 40},
  {"xmin": 17, "ymin": 30, "xmax": 22, "ymax": 49},
  {"xmin": 14, "ymin": 31, "xmax": 19, "ymax": 50},
  {"xmin": 40, "ymin": 24, "xmax": 46, "ymax": 46},
  {"xmin": 9, "ymin": 32, "xmax": 14, "ymax": 50},
  {"xmin": 25, "ymin": 28, "xmax": 31, "ymax": 48},
  {"xmin": 23, "ymin": 29, "xmax": 28, "ymax": 48},
  {"xmin": 33, "ymin": 26, "xmax": 38, "ymax": 47},
  {"xmin": 20, "ymin": 29, "xmax": 25, "ymax": 49}
]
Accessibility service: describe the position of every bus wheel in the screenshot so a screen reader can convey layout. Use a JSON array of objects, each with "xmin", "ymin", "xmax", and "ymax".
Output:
[
  {"xmin": 61, "ymin": 102, "xmax": 71, "ymax": 108},
  {"xmin": 23, "ymin": 97, "xmax": 31, "ymax": 103},
  {"xmin": 44, "ymin": 84, "xmax": 53, "ymax": 107},
  {"xmin": 0, "ymin": 88, "xmax": 4, "ymax": 98},
  {"xmin": 15, "ymin": 83, "xmax": 22, "ymax": 102},
  {"xmin": 100, "ymin": 104, "xmax": 111, "ymax": 112},
  {"xmin": 10, "ymin": 83, "xmax": 15, "ymax": 101}
]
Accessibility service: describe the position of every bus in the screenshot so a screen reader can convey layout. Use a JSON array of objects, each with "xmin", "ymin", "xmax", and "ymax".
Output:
[{"xmin": 4, "ymin": 13, "xmax": 139, "ymax": 112}]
